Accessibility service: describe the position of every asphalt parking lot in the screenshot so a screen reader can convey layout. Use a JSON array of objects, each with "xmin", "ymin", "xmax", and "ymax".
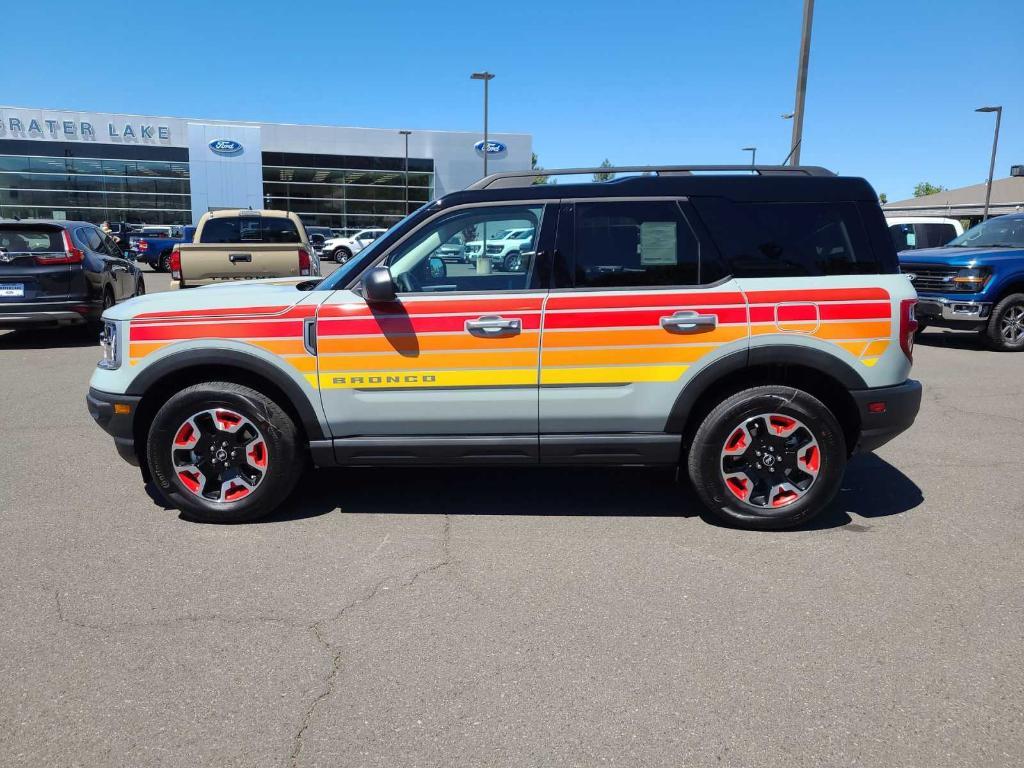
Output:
[{"xmin": 1, "ymin": 270, "xmax": 1021, "ymax": 768}]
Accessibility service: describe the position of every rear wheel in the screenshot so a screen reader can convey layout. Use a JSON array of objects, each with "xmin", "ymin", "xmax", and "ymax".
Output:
[
  {"xmin": 985, "ymin": 293, "xmax": 1024, "ymax": 351},
  {"xmin": 687, "ymin": 385, "xmax": 846, "ymax": 529},
  {"xmin": 146, "ymin": 382, "xmax": 304, "ymax": 523},
  {"xmin": 135, "ymin": 274, "xmax": 146, "ymax": 297},
  {"xmin": 503, "ymin": 251, "xmax": 523, "ymax": 272},
  {"xmin": 159, "ymin": 252, "xmax": 172, "ymax": 273},
  {"xmin": 334, "ymin": 247, "xmax": 352, "ymax": 263}
]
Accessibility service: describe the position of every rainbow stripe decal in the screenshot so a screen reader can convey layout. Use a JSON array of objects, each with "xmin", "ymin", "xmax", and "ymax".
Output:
[{"xmin": 126, "ymin": 287, "xmax": 892, "ymax": 389}]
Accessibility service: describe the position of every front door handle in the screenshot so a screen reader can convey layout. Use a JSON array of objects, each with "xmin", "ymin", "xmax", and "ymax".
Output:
[
  {"xmin": 660, "ymin": 311, "xmax": 718, "ymax": 332},
  {"xmin": 465, "ymin": 315, "xmax": 522, "ymax": 336}
]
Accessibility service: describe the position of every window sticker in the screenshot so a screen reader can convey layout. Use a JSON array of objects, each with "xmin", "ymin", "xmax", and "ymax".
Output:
[{"xmin": 639, "ymin": 221, "xmax": 677, "ymax": 265}]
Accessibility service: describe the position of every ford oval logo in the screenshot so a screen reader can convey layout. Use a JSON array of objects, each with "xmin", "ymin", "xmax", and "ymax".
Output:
[
  {"xmin": 474, "ymin": 140, "xmax": 507, "ymax": 155},
  {"xmin": 209, "ymin": 139, "xmax": 244, "ymax": 156}
]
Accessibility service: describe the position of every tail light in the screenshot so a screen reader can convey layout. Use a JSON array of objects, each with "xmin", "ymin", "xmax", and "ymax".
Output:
[
  {"xmin": 899, "ymin": 298, "xmax": 918, "ymax": 362},
  {"xmin": 298, "ymin": 247, "xmax": 311, "ymax": 276},
  {"xmin": 36, "ymin": 230, "xmax": 85, "ymax": 265},
  {"xmin": 138, "ymin": 239, "xmax": 149, "ymax": 252},
  {"xmin": 169, "ymin": 246, "xmax": 181, "ymax": 281}
]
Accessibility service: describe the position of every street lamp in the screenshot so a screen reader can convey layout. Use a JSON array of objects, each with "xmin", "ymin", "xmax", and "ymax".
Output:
[
  {"xmin": 399, "ymin": 130, "xmax": 411, "ymax": 216},
  {"xmin": 742, "ymin": 146, "xmax": 757, "ymax": 168},
  {"xmin": 470, "ymin": 71, "xmax": 495, "ymax": 178},
  {"xmin": 975, "ymin": 106, "xmax": 1003, "ymax": 222},
  {"xmin": 788, "ymin": 0, "xmax": 815, "ymax": 165}
]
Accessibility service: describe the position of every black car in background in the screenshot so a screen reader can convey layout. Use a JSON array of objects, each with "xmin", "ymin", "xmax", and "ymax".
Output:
[{"xmin": 0, "ymin": 220, "xmax": 145, "ymax": 329}]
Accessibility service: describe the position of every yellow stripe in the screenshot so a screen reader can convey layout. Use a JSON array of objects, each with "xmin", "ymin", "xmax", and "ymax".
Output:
[
  {"xmin": 541, "ymin": 365, "xmax": 689, "ymax": 385},
  {"xmin": 310, "ymin": 368, "xmax": 539, "ymax": 389}
]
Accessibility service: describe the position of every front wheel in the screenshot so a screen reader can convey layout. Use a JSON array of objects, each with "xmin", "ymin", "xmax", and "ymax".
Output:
[
  {"xmin": 146, "ymin": 382, "xmax": 304, "ymax": 523},
  {"xmin": 687, "ymin": 385, "xmax": 846, "ymax": 530},
  {"xmin": 334, "ymin": 247, "xmax": 352, "ymax": 263},
  {"xmin": 985, "ymin": 293, "xmax": 1024, "ymax": 351},
  {"xmin": 503, "ymin": 252, "xmax": 523, "ymax": 272}
]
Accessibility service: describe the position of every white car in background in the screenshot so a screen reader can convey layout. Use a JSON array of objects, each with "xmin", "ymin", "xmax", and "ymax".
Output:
[
  {"xmin": 464, "ymin": 227, "xmax": 535, "ymax": 272},
  {"xmin": 886, "ymin": 216, "xmax": 964, "ymax": 251},
  {"xmin": 322, "ymin": 228, "xmax": 386, "ymax": 262}
]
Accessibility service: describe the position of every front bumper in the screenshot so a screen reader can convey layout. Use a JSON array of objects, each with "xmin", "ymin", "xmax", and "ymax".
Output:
[
  {"xmin": 0, "ymin": 300, "xmax": 96, "ymax": 328},
  {"xmin": 851, "ymin": 379, "xmax": 922, "ymax": 453},
  {"xmin": 86, "ymin": 387, "xmax": 142, "ymax": 465},
  {"xmin": 916, "ymin": 295, "xmax": 991, "ymax": 326}
]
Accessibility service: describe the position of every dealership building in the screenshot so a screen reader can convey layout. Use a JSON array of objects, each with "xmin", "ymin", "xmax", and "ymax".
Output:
[{"xmin": 0, "ymin": 106, "xmax": 531, "ymax": 229}]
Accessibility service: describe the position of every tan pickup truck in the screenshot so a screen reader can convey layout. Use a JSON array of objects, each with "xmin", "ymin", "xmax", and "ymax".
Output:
[{"xmin": 169, "ymin": 209, "xmax": 318, "ymax": 289}]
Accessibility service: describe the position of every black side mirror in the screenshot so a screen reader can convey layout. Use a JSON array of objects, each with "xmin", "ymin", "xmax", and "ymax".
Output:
[{"xmin": 363, "ymin": 266, "xmax": 397, "ymax": 303}]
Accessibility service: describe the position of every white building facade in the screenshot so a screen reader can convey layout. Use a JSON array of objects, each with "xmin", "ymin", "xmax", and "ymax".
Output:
[{"xmin": 0, "ymin": 106, "xmax": 531, "ymax": 227}]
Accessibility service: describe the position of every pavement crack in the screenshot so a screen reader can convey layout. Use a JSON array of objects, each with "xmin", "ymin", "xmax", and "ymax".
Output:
[{"xmin": 286, "ymin": 514, "xmax": 452, "ymax": 768}]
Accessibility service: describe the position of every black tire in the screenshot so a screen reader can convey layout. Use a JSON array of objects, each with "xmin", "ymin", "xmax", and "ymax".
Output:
[
  {"xmin": 135, "ymin": 274, "xmax": 146, "ymax": 297},
  {"xmin": 334, "ymin": 247, "xmax": 352, "ymax": 263},
  {"xmin": 503, "ymin": 252, "xmax": 522, "ymax": 272},
  {"xmin": 687, "ymin": 385, "xmax": 847, "ymax": 530},
  {"xmin": 159, "ymin": 252, "xmax": 172, "ymax": 273},
  {"xmin": 914, "ymin": 322, "xmax": 927, "ymax": 338},
  {"xmin": 146, "ymin": 382, "xmax": 304, "ymax": 523},
  {"xmin": 102, "ymin": 288, "xmax": 115, "ymax": 310},
  {"xmin": 984, "ymin": 293, "xmax": 1024, "ymax": 351}
]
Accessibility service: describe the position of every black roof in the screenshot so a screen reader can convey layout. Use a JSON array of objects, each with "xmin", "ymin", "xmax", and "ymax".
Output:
[{"xmin": 441, "ymin": 173, "xmax": 878, "ymax": 208}]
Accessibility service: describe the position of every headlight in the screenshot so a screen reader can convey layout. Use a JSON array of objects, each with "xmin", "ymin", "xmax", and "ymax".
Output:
[
  {"xmin": 952, "ymin": 267, "xmax": 991, "ymax": 290},
  {"xmin": 98, "ymin": 320, "xmax": 121, "ymax": 370}
]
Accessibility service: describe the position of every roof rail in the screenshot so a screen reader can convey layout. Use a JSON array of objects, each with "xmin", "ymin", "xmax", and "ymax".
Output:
[{"xmin": 467, "ymin": 164, "xmax": 836, "ymax": 190}]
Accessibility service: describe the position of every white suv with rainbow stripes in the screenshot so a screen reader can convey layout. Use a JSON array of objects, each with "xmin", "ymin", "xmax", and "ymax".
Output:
[{"xmin": 87, "ymin": 165, "xmax": 921, "ymax": 529}]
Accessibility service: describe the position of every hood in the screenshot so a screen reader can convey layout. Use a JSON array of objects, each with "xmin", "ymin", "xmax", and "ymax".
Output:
[
  {"xmin": 104, "ymin": 278, "xmax": 318, "ymax": 321},
  {"xmin": 898, "ymin": 246, "xmax": 1024, "ymax": 267}
]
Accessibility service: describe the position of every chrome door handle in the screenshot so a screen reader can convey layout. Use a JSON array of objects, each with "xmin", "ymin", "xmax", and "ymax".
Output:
[
  {"xmin": 465, "ymin": 315, "xmax": 522, "ymax": 336},
  {"xmin": 660, "ymin": 311, "xmax": 718, "ymax": 332}
]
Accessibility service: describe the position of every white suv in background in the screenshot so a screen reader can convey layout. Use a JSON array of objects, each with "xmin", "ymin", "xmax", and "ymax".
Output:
[
  {"xmin": 464, "ymin": 227, "xmax": 535, "ymax": 272},
  {"xmin": 886, "ymin": 217, "xmax": 963, "ymax": 251},
  {"xmin": 323, "ymin": 228, "xmax": 387, "ymax": 262}
]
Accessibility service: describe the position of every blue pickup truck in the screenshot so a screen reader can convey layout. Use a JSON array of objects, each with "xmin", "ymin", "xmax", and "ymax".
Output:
[
  {"xmin": 898, "ymin": 213, "xmax": 1024, "ymax": 351},
  {"xmin": 129, "ymin": 226, "xmax": 195, "ymax": 272}
]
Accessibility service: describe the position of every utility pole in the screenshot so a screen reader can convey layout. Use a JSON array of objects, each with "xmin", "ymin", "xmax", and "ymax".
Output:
[
  {"xmin": 975, "ymin": 106, "xmax": 1003, "ymax": 222},
  {"xmin": 470, "ymin": 71, "xmax": 495, "ymax": 178},
  {"xmin": 399, "ymin": 130, "xmax": 411, "ymax": 215},
  {"xmin": 788, "ymin": 0, "xmax": 815, "ymax": 166}
]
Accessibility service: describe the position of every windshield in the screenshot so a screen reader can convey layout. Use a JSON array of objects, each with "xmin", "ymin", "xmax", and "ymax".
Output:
[{"xmin": 948, "ymin": 216, "xmax": 1024, "ymax": 248}]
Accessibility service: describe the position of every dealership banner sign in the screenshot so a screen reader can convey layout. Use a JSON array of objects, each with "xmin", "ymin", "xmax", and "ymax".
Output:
[{"xmin": 0, "ymin": 113, "xmax": 171, "ymax": 142}]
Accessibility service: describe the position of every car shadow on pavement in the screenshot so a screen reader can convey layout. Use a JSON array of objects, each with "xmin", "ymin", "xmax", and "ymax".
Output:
[
  {"xmin": 240, "ymin": 452, "xmax": 922, "ymax": 532},
  {"xmin": 914, "ymin": 330, "xmax": 989, "ymax": 352},
  {"xmin": 0, "ymin": 326, "xmax": 98, "ymax": 349}
]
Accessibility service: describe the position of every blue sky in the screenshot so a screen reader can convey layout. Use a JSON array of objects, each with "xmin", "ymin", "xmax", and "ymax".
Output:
[{"xmin": 4, "ymin": 0, "xmax": 1021, "ymax": 200}]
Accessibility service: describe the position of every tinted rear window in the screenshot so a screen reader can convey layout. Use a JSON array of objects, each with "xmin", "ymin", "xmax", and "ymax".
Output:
[
  {"xmin": 692, "ymin": 198, "xmax": 880, "ymax": 277},
  {"xmin": 200, "ymin": 216, "xmax": 300, "ymax": 244},
  {"xmin": 916, "ymin": 223, "xmax": 956, "ymax": 249},
  {"xmin": 0, "ymin": 228, "xmax": 64, "ymax": 252}
]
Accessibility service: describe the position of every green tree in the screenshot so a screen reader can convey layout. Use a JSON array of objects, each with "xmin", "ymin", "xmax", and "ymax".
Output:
[
  {"xmin": 913, "ymin": 182, "xmax": 947, "ymax": 198},
  {"xmin": 879, "ymin": 192, "xmax": 888, "ymax": 204},
  {"xmin": 531, "ymin": 152, "xmax": 549, "ymax": 185},
  {"xmin": 593, "ymin": 159, "xmax": 615, "ymax": 182}
]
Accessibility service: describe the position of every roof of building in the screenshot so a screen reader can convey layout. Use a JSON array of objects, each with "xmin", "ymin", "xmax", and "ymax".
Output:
[{"xmin": 883, "ymin": 176, "xmax": 1024, "ymax": 217}]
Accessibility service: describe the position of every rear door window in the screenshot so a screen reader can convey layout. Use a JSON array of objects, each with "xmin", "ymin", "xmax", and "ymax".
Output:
[
  {"xmin": 915, "ymin": 223, "xmax": 956, "ymax": 249},
  {"xmin": 889, "ymin": 223, "xmax": 916, "ymax": 251},
  {"xmin": 693, "ymin": 198, "xmax": 878, "ymax": 276}
]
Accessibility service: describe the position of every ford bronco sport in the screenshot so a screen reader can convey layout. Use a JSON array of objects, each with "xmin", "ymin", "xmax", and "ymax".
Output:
[{"xmin": 87, "ymin": 165, "xmax": 922, "ymax": 530}]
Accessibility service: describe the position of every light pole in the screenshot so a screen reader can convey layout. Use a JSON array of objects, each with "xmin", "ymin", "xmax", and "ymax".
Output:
[
  {"xmin": 742, "ymin": 146, "xmax": 757, "ymax": 168},
  {"xmin": 788, "ymin": 0, "xmax": 815, "ymax": 165},
  {"xmin": 470, "ymin": 71, "xmax": 495, "ymax": 178},
  {"xmin": 975, "ymin": 106, "xmax": 1002, "ymax": 222},
  {"xmin": 399, "ymin": 130, "xmax": 411, "ymax": 215}
]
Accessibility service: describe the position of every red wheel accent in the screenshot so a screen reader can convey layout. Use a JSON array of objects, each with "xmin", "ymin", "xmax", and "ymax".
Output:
[
  {"xmin": 214, "ymin": 410, "xmax": 243, "ymax": 431},
  {"xmin": 247, "ymin": 440, "xmax": 268, "ymax": 469},
  {"xmin": 800, "ymin": 445, "xmax": 820, "ymax": 472},
  {"xmin": 725, "ymin": 476, "xmax": 749, "ymax": 500},
  {"xmin": 768, "ymin": 415, "xmax": 797, "ymax": 435},
  {"xmin": 725, "ymin": 428, "xmax": 747, "ymax": 453},
  {"xmin": 174, "ymin": 422, "xmax": 195, "ymax": 447},
  {"xmin": 771, "ymin": 488, "xmax": 800, "ymax": 507},
  {"xmin": 223, "ymin": 483, "xmax": 251, "ymax": 502},
  {"xmin": 178, "ymin": 470, "xmax": 201, "ymax": 493}
]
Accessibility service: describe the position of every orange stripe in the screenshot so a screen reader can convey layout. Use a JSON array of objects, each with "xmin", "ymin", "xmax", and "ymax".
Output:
[
  {"xmin": 308, "ymin": 350, "xmax": 540, "ymax": 373},
  {"xmin": 541, "ymin": 326, "xmax": 748, "ymax": 348},
  {"xmin": 250, "ymin": 339, "xmax": 309, "ymax": 355},
  {"xmin": 317, "ymin": 331, "xmax": 541, "ymax": 354},
  {"xmin": 750, "ymin": 321, "xmax": 891, "ymax": 339},
  {"xmin": 543, "ymin": 345, "xmax": 719, "ymax": 367}
]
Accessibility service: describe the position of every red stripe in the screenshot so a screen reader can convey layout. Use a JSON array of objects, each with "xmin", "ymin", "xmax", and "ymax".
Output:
[
  {"xmin": 134, "ymin": 305, "xmax": 289, "ymax": 320},
  {"xmin": 319, "ymin": 313, "xmax": 543, "ymax": 337},
  {"xmin": 543, "ymin": 306, "xmax": 748, "ymax": 330},
  {"xmin": 748, "ymin": 302, "xmax": 891, "ymax": 323},
  {"xmin": 129, "ymin": 320, "xmax": 305, "ymax": 341},
  {"xmin": 547, "ymin": 291, "xmax": 745, "ymax": 310},
  {"xmin": 745, "ymin": 288, "xmax": 889, "ymax": 303}
]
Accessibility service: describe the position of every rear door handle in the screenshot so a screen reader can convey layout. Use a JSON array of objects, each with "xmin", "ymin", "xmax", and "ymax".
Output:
[
  {"xmin": 660, "ymin": 311, "xmax": 718, "ymax": 332},
  {"xmin": 465, "ymin": 315, "xmax": 522, "ymax": 336},
  {"xmin": 229, "ymin": 253, "xmax": 252, "ymax": 263}
]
